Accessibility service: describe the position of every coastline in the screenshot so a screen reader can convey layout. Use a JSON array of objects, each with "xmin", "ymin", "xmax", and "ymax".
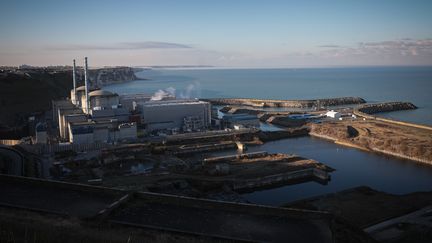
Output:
[{"xmin": 309, "ymin": 119, "xmax": 432, "ymax": 165}]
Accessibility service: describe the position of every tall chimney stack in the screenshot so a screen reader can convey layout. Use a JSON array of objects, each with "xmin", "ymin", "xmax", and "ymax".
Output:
[
  {"xmin": 84, "ymin": 57, "xmax": 89, "ymax": 114},
  {"xmin": 72, "ymin": 59, "xmax": 76, "ymax": 105}
]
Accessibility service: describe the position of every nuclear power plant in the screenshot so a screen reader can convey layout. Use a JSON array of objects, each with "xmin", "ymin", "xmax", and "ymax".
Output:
[{"xmin": 52, "ymin": 57, "xmax": 212, "ymax": 144}]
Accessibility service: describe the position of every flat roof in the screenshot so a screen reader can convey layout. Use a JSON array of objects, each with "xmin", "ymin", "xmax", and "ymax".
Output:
[
  {"xmin": 142, "ymin": 99, "xmax": 209, "ymax": 107},
  {"xmin": 119, "ymin": 93, "xmax": 153, "ymax": 99}
]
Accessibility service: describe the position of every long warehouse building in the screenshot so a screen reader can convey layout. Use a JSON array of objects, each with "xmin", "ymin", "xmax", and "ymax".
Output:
[{"xmin": 138, "ymin": 99, "xmax": 211, "ymax": 133}]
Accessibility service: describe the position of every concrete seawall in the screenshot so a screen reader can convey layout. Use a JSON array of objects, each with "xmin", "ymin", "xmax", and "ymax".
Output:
[
  {"xmin": 232, "ymin": 168, "xmax": 329, "ymax": 191},
  {"xmin": 203, "ymin": 97, "xmax": 366, "ymax": 108}
]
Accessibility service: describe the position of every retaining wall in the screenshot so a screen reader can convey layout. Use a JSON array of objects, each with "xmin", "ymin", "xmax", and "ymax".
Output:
[{"xmin": 232, "ymin": 168, "xmax": 329, "ymax": 191}]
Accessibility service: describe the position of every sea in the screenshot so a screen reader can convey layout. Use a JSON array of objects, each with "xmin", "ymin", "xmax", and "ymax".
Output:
[{"xmin": 104, "ymin": 67, "xmax": 432, "ymax": 205}]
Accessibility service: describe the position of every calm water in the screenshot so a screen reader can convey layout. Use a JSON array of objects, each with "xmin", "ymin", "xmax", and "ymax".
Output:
[
  {"xmin": 105, "ymin": 67, "xmax": 432, "ymax": 125},
  {"xmin": 105, "ymin": 67, "xmax": 432, "ymax": 205},
  {"xmin": 240, "ymin": 137, "xmax": 432, "ymax": 205}
]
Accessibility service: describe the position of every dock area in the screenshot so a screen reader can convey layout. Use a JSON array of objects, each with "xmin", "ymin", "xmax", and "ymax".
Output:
[
  {"xmin": 200, "ymin": 152, "xmax": 333, "ymax": 192},
  {"xmin": 53, "ymin": 148, "xmax": 334, "ymax": 202}
]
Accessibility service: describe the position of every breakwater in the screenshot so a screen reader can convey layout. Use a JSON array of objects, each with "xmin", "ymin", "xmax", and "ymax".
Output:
[
  {"xmin": 353, "ymin": 102, "xmax": 432, "ymax": 131},
  {"xmin": 357, "ymin": 102, "xmax": 417, "ymax": 114},
  {"xmin": 203, "ymin": 97, "xmax": 365, "ymax": 108}
]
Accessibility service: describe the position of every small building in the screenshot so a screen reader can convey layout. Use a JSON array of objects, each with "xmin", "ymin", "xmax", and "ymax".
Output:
[{"xmin": 325, "ymin": 110, "xmax": 341, "ymax": 119}]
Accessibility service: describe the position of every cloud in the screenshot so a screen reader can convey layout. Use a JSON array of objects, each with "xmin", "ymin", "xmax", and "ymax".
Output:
[
  {"xmin": 277, "ymin": 38, "xmax": 432, "ymax": 66},
  {"xmin": 47, "ymin": 41, "xmax": 192, "ymax": 51},
  {"xmin": 319, "ymin": 39, "xmax": 432, "ymax": 58},
  {"xmin": 318, "ymin": 45, "xmax": 342, "ymax": 48}
]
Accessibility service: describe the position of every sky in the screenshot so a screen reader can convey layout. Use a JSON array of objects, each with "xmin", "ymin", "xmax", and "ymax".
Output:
[{"xmin": 1, "ymin": 0, "xmax": 432, "ymax": 67}]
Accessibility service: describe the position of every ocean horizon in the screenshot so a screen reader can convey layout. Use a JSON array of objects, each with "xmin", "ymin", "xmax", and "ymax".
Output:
[{"xmin": 105, "ymin": 66, "xmax": 432, "ymax": 125}]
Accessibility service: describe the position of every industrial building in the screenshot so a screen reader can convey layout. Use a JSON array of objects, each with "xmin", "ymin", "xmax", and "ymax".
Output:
[
  {"xmin": 222, "ymin": 114, "xmax": 260, "ymax": 129},
  {"xmin": 52, "ymin": 57, "xmax": 138, "ymax": 144},
  {"xmin": 137, "ymin": 99, "xmax": 211, "ymax": 133},
  {"xmin": 119, "ymin": 93, "xmax": 153, "ymax": 111},
  {"xmin": 51, "ymin": 57, "xmax": 215, "ymax": 143},
  {"xmin": 119, "ymin": 93, "xmax": 175, "ymax": 112},
  {"xmin": 68, "ymin": 120, "xmax": 137, "ymax": 144},
  {"xmin": 88, "ymin": 90, "xmax": 120, "ymax": 110},
  {"xmin": 325, "ymin": 110, "xmax": 341, "ymax": 119}
]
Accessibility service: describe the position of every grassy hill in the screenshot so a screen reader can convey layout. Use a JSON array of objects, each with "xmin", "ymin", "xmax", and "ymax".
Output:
[{"xmin": 0, "ymin": 71, "xmax": 72, "ymax": 126}]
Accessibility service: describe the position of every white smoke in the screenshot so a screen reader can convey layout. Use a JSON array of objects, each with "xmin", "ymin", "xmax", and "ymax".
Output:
[
  {"xmin": 179, "ymin": 81, "xmax": 201, "ymax": 99},
  {"xmin": 150, "ymin": 87, "xmax": 176, "ymax": 101},
  {"xmin": 149, "ymin": 82, "xmax": 201, "ymax": 101},
  {"xmin": 165, "ymin": 87, "xmax": 176, "ymax": 96}
]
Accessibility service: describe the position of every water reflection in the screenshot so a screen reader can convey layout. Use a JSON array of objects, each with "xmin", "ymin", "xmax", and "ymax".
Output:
[{"xmin": 211, "ymin": 136, "xmax": 432, "ymax": 206}]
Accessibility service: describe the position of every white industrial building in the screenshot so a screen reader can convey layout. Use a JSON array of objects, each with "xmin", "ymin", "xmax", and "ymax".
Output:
[
  {"xmin": 325, "ymin": 110, "xmax": 341, "ymax": 119},
  {"xmin": 137, "ymin": 99, "xmax": 211, "ymax": 133},
  {"xmin": 53, "ymin": 57, "xmax": 218, "ymax": 143},
  {"xmin": 52, "ymin": 57, "xmax": 137, "ymax": 144},
  {"xmin": 119, "ymin": 93, "xmax": 152, "ymax": 111},
  {"xmin": 119, "ymin": 93, "xmax": 175, "ymax": 112}
]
